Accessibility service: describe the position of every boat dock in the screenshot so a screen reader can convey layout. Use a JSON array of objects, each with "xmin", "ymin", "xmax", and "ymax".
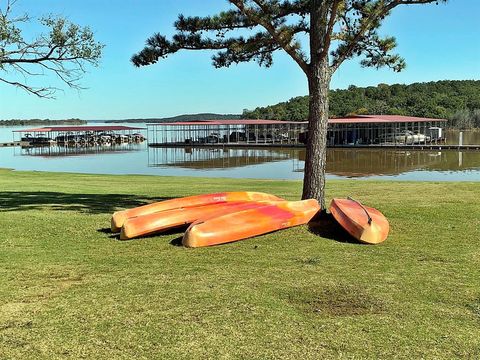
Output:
[
  {"xmin": 147, "ymin": 116, "xmax": 451, "ymax": 149},
  {"xmin": 1, "ymin": 141, "xmax": 29, "ymax": 147},
  {"xmin": 12, "ymin": 125, "xmax": 146, "ymax": 147}
]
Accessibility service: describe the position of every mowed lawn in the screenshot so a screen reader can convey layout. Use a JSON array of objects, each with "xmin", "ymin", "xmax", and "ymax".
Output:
[{"xmin": 0, "ymin": 168, "xmax": 479, "ymax": 359}]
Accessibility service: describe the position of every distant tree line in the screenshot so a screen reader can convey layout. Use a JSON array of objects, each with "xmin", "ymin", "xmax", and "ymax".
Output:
[
  {"xmin": 0, "ymin": 119, "xmax": 86, "ymax": 126},
  {"xmin": 243, "ymin": 80, "xmax": 480, "ymax": 129},
  {"xmin": 449, "ymin": 109, "xmax": 480, "ymax": 130},
  {"xmin": 105, "ymin": 113, "xmax": 242, "ymax": 124}
]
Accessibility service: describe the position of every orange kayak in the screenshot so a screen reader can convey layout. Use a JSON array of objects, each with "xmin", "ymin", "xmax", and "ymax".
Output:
[
  {"xmin": 182, "ymin": 199, "xmax": 320, "ymax": 248},
  {"xmin": 329, "ymin": 198, "xmax": 389, "ymax": 244},
  {"xmin": 111, "ymin": 191, "xmax": 284, "ymax": 232},
  {"xmin": 120, "ymin": 200, "xmax": 281, "ymax": 240}
]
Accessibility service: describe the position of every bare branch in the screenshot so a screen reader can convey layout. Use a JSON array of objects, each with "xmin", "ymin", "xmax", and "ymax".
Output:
[
  {"xmin": 0, "ymin": 76, "xmax": 56, "ymax": 98},
  {"xmin": 0, "ymin": 2, "xmax": 103, "ymax": 98}
]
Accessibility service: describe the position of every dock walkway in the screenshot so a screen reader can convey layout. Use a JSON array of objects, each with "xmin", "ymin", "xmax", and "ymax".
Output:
[
  {"xmin": 0, "ymin": 141, "xmax": 28, "ymax": 147},
  {"xmin": 148, "ymin": 142, "xmax": 480, "ymax": 151}
]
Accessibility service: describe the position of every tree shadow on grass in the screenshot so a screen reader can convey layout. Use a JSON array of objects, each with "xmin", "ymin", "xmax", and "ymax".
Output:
[
  {"xmin": 0, "ymin": 191, "xmax": 174, "ymax": 215},
  {"xmin": 308, "ymin": 212, "xmax": 361, "ymax": 244}
]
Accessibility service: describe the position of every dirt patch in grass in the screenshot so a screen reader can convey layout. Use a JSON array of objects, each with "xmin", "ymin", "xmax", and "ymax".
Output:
[
  {"xmin": 297, "ymin": 257, "xmax": 322, "ymax": 266},
  {"xmin": 417, "ymin": 254, "xmax": 451, "ymax": 263},
  {"xmin": 10, "ymin": 267, "xmax": 87, "ymax": 304},
  {"xmin": 287, "ymin": 284, "xmax": 387, "ymax": 317}
]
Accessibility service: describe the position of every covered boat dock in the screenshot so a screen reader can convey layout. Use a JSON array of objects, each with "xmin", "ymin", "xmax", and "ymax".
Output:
[
  {"xmin": 147, "ymin": 115, "xmax": 448, "ymax": 148},
  {"xmin": 327, "ymin": 115, "xmax": 447, "ymax": 146},
  {"xmin": 13, "ymin": 125, "xmax": 146, "ymax": 147},
  {"xmin": 148, "ymin": 119, "xmax": 307, "ymax": 147}
]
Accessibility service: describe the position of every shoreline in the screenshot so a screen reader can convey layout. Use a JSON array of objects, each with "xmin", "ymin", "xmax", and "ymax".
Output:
[{"xmin": 1, "ymin": 167, "xmax": 480, "ymax": 184}]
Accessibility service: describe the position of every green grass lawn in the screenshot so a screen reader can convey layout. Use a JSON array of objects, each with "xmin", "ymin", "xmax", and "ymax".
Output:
[{"xmin": 0, "ymin": 168, "xmax": 479, "ymax": 359}]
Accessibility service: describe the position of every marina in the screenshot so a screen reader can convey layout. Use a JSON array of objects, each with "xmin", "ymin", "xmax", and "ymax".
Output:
[
  {"xmin": 12, "ymin": 125, "xmax": 146, "ymax": 147},
  {"xmin": 1, "ymin": 123, "xmax": 479, "ymax": 181},
  {"xmin": 147, "ymin": 115, "xmax": 449, "ymax": 148}
]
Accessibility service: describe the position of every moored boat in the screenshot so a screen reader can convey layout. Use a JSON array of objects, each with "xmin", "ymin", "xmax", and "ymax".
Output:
[
  {"xmin": 329, "ymin": 198, "xmax": 389, "ymax": 244},
  {"xmin": 111, "ymin": 191, "xmax": 284, "ymax": 232},
  {"xmin": 182, "ymin": 199, "xmax": 320, "ymax": 248},
  {"xmin": 120, "ymin": 200, "xmax": 282, "ymax": 240}
]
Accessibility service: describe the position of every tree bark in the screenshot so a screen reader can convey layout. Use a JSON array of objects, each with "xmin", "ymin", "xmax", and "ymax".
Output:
[
  {"xmin": 301, "ymin": 60, "xmax": 331, "ymax": 209},
  {"xmin": 301, "ymin": 0, "xmax": 331, "ymax": 209}
]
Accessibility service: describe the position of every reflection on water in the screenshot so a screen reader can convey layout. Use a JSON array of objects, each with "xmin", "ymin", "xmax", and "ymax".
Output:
[
  {"xmin": 324, "ymin": 149, "xmax": 480, "ymax": 176},
  {"xmin": 148, "ymin": 147, "xmax": 292, "ymax": 169},
  {"xmin": 17, "ymin": 143, "xmax": 145, "ymax": 157},
  {"xmin": 148, "ymin": 147, "xmax": 480, "ymax": 178},
  {"xmin": 444, "ymin": 129, "xmax": 480, "ymax": 145}
]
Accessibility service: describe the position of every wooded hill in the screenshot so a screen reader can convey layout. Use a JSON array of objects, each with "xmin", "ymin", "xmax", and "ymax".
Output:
[
  {"xmin": 103, "ymin": 113, "xmax": 242, "ymax": 123},
  {"xmin": 243, "ymin": 80, "xmax": 480, "ymax": 128}
]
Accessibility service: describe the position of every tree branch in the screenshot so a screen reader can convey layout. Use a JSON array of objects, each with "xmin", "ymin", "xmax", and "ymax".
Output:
[
  {"xmin": 230, "ymin": 0, "xmax": 309, "ymax": 74},
  {"xmin": 0, "ymin": 5, "xmax": 103, "ymax": 98},
  {"xmin": 320, "ymin": 0, "xmax": 341, "ymax": 60},
  {"xmin": 0, "ymin": 77, "xmax": 57, "ymax": 98},
  {"xmin": 330, "ymin": 0, "xmax": 443, "ymax": 72}
]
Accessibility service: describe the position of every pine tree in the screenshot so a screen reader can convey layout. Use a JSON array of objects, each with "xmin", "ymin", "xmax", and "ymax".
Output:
[{"xmin": 132, "ymin": 0, "xmax": 447, "ymax": 209}]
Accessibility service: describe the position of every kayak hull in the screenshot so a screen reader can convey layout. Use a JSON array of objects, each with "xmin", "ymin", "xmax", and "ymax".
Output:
[
  {"xmin": 111, "ymin": 191, "xmax": 284, "ymax": 232},
  {"xmin": 329, "ymin": 198, "xmax": 389, "ymax": 244},
  {"xmin": 120, "ymin": 201, "xmax": 281, "ymax": 240},
  {"xmin": 182, "ymin": 199, "xmax": 320, "ymax": 248}
]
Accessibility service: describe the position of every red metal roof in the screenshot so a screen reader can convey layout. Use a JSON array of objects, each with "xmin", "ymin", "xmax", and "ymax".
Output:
[
  {"xmin": 149, "ymin": 119, "xmax": 307, "ymax": 126},
  {"xmin": 149, "ymin": 115, "xmax": 447, "ymax": 126},
  {"xmin": 15, "ymin": 116, "xmax": 446, "ymax": 132},
  {"xmin": 329, "ymin": 115, "xmax": 447, "ymax": 124},
  {"xmin": 13, "ymin": 125, "xmax": 145, "ymax": 132}
]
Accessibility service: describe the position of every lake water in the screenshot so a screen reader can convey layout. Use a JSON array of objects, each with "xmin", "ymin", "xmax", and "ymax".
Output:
[{"xmin": 1, "ymin": 124, "xmax": 479, "ymax": 181}]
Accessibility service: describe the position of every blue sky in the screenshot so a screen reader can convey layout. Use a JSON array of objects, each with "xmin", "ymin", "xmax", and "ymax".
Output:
[{"xmin": 1, "ymin": 0, "xmax": 479, "ymax": 120}]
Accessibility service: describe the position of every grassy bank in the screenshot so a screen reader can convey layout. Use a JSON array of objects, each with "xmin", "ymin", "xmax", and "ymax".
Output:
[{"xmin": 0, "ymin": 169, "xmax": 479, "ymax": 359}]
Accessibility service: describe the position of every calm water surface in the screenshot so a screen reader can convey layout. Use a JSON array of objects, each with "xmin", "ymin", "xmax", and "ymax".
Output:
[{"xmin": 1, "ymin": 124, "xmax": 479, "ymax": 181}]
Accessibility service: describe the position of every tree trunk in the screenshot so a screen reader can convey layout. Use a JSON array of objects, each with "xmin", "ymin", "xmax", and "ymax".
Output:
[{"xmin": 301, "ymin": 59, "xmax": 331, "ymax": 209}]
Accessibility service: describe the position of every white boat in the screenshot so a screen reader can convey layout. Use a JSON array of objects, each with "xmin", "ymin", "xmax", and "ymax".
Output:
[{"xmin": 381, "ymin": 130, "xmax": 430, "ymax": 144}]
